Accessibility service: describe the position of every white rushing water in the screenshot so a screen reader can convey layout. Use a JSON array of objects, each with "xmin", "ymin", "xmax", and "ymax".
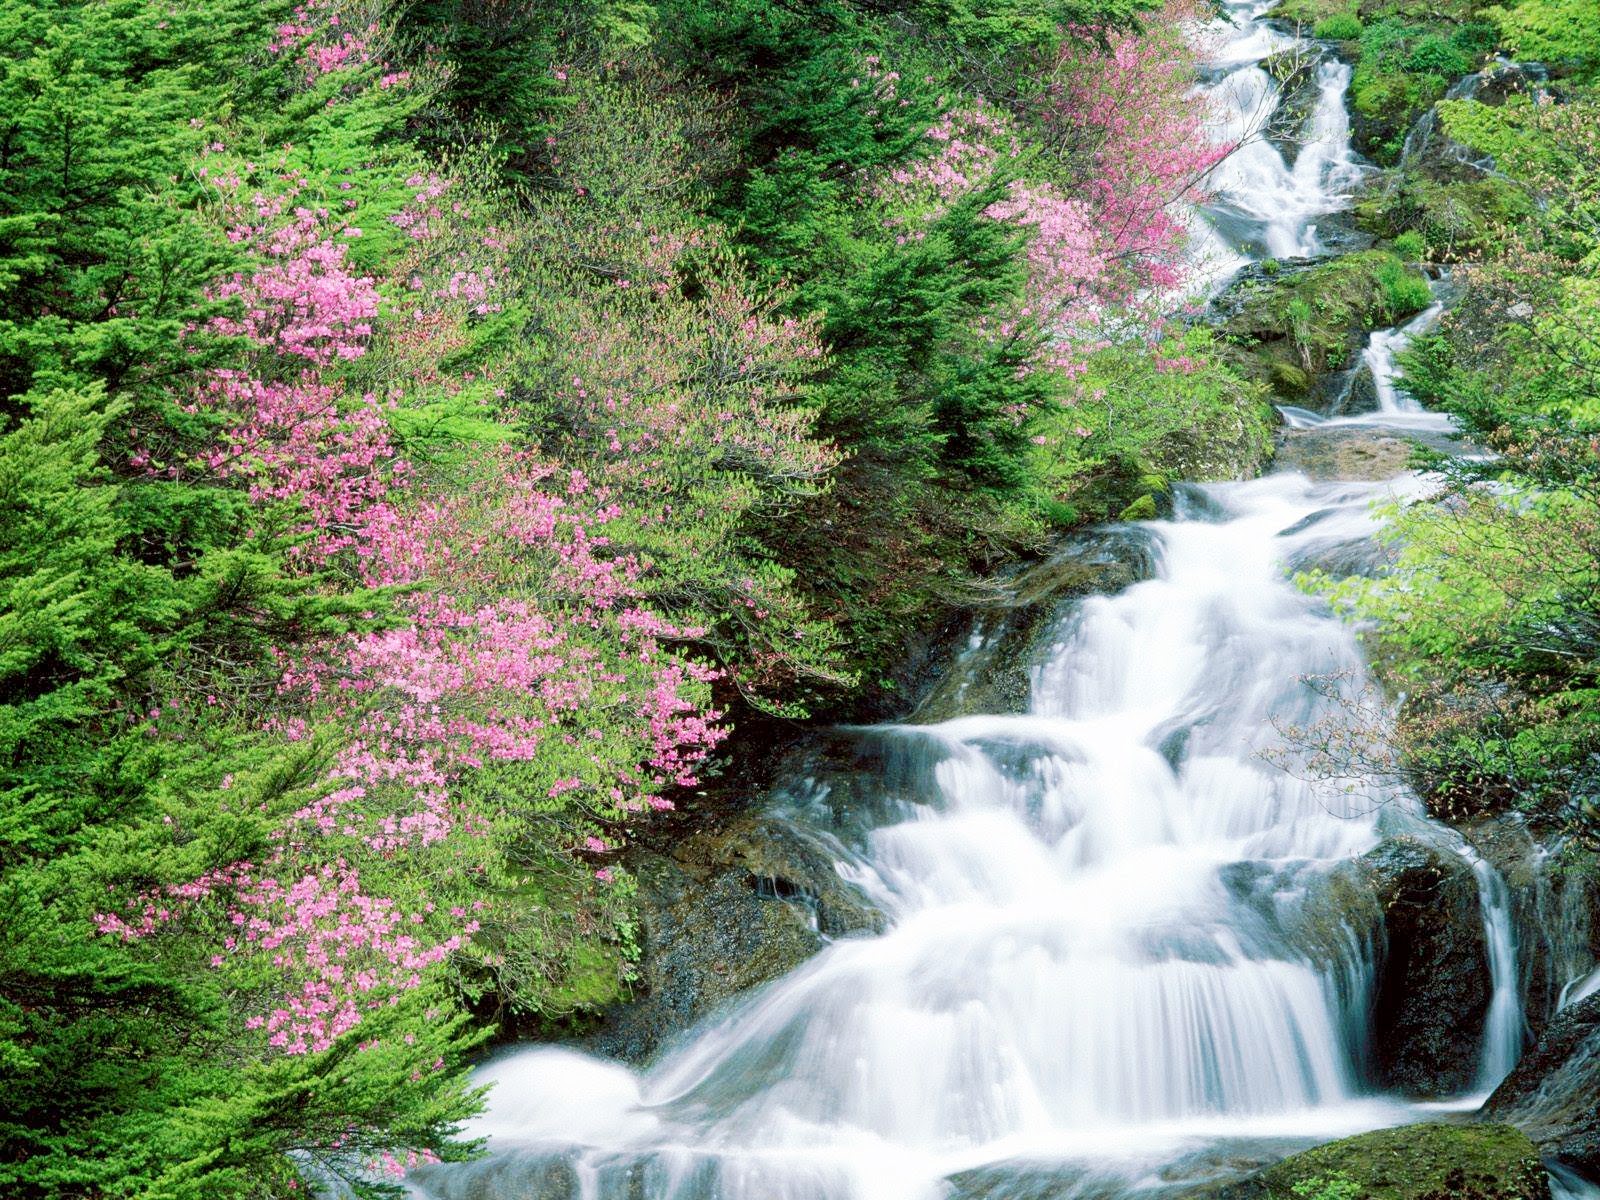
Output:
[
  {"xmin": 409, "ymin": 4, "xmax": 1559, "ymax": 1198},
  {"xmin": 1185, "ymin": 0, "xmax": 1365, "ymax": 288},
  {"xmin": 415, "ymin": 476, "xmax": 1452, "ymax": 1200}
]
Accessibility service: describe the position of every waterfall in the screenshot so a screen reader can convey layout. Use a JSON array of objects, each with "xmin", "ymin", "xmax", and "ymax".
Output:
[
  {"xmin": 1458, "ymin": 846, "xmax": 1526, "ymax": 1091},
  {"xmin": 1362, "ymin": 299, "xmax": 1445, "ymax": 414},
  {"xmin": 408, "ymin": 5, "xmax": 1543, "ymax": 1198}
]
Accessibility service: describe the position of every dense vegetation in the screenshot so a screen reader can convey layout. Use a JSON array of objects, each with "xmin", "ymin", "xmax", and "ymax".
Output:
[
  {"xmin": 5, "ymin": 0, "xmax": 1592, "ymax": 1189},
  {"xmin": 0, "ymin": 0, "xmax": 1275, "ymax": 1193},
  {"xmin": 1310, "ymin": 13, "xmax": 1600, "ymax": 845}
]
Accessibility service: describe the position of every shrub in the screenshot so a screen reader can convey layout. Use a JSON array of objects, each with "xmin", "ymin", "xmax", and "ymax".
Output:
[
  {"xmin": 1450, "ymin": 20, "xmax": 1500, "ymax": 60},
  {"xmin": 1405, "ymin": 34, "xmax": 1473, "ymax": 79},
  {"xmin": 1313, "ymin": 11, "xmax": 1363, "ymax": 40},
  {"xmin": 1377, "ymin": 255, "xmax": 1434, "ymax": 316},
  {"xmin": 1393, "ymin": 229, "xmax": 1426, "ymax": 260}
]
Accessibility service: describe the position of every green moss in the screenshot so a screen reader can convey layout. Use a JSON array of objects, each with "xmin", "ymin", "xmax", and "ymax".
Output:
[
  {"xmin": 1351, "ymin": 63, "xmax": 1449, "ymax": 165},
  {"xmin": 1119, "ymin": 494, "xmax": 1159, "ymax": 521},
  {"xmin": 1271, "ymin": 361, "xmax": 1313, "ymax": 395},
  {"xmin": 1255, "ymin": 1123, "xmax": 1548, "ymax": 1200}
]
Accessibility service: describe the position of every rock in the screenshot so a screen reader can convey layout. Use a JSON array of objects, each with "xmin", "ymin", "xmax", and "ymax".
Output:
[
  {"xmin": 1213, "ymin": 251, "xmax": 1431, "ymax": 399},
  {"xmin": 1400, "ymin": 104, "xmax": 1494, "ymax": 185},
  {"xmin": 1120, "ymin": 493, "xmax": 1159, "ymax": 521},
  {"xmin": 1263, "ymin": 46, "xmax": 1326, "ymax": 165},
  {"xmin": 1486, "ymin": 993, "xmax": 1600, "ymax": 1175},
  {"xmin": 1180, "ymin": 1122, "xmax": 1551, "ymax": 1200},
  {"xmin": 1329, "ymin": 362, "xmax": 1380, "ymax": 416},
  {"xmin": 1361, "ymin": 836, "xmax": 1494, "ymax": 1096},
  {"xmin": 1273, "ymin": 424, "xmax": 1419, "ymax": 480},
  {"xmin": 912, "ymin": 527, "xmax": 1160, "ymax": 721},
  {"xmin": 590, "ymin": 814, "xmax": 881, "ymax": 1062},
  {"xmin": 1270, "ymin": 361, "xmax": 1311, "ymax": 397}
]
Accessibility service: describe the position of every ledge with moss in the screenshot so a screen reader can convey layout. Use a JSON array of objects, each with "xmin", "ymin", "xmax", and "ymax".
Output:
[
  {"xmin": 1214, "ymin": 249, "xmax": 1432, "ymax": 400},
  {"xmin": 1183, "ymin": 1122, "xmax": 1551, "ymax": 1200}
]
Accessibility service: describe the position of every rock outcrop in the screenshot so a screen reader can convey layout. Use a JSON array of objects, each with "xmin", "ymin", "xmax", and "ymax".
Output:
[
  {"xmin": 1362, "ymin": 836, "xmax": 1494, "ymax": 1096},
  {"xmin": 589, "ymin": 814, "xmax": 881, "ymax": 1063},
  {"xmin": 1179, "ymin": 1122, "xmax": 1551, "ymax": 1200},
  {"xmin": 1486, "ymin": 993, "xmax": 1600, "ymax": 1176}
]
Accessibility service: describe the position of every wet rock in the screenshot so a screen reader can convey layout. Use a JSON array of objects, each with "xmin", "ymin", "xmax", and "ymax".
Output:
[
  {"xmin": 1212, "ymin": 251, "xmax": 1430, "ymax": 400},
  {"xmin": 590, "ymin": 815, "xmax": 881, "ymax": 1062},
  {"xmin": 1313, "ymin": 210, "xmax": 1378, "ymax": 257},
  {"xmin": 1263, "ymin": 47, "xmax": 1325, "ymax": 165},
  {"xmin": 1329, "ymin": 362, "xmax": 1380, "ymax": 416},
  {"xmin": 1464, "ymin": 823, "xmax": 1600, "ymax": 1039},
  {"xmin": 1180, "ymin": 1122, "xmax": 1551, "ymax": 1200},
  {"xmin": 913, "ymin": 528, "xmax": 1160, "ymax": 721},
  {"xmin": 1401, "ymin": 62, "xmax": 1557, "ymax": 184},
  {"xmin": 1486, "ymin": 994, "xmax": 1600, "ymax": 1175},
  {"xmin": 1361, "ymin": 837, "xmax": 1493, "ymax": 1097},
  {"xmin": 1273, "ymin": 424, "xmax": 1419, "ymax": 480}
]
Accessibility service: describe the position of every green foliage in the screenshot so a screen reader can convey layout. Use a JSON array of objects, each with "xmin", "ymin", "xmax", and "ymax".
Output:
[
  {"xmin": 1392, "ymin": 229, "xmax": 1426, "ymax": 259},
  {"xmin": 1291, "ymin": 1174, "xmax": 1363, "ymax": 1200},
  {"xmin": 1404, "ymin": 32, "xmax": 1472, "ymax": 77},
  {"xmin": 1376, "ymin": 254, "xmax": 1434, "ymax": 315},
  {"xmin": 1313, "ymin": 11, "xmax": 1363, "ymax": 40},
  {"xmin": 1031, "ymin": 327, "xmax": 1273, "ymax": 522},
  {"xmin": 1488, "ymin": 0, "xmax": 1600, "ymax": 74}
]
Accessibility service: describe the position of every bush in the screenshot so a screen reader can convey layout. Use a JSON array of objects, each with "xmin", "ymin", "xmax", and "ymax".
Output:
[
  {"xmin": 1377, "ymin": 255, "xmax": 1434, "ymax": 316},
  {"xmin": 1313, "ymin": 11, "xmax": 1363, "ymax": 40},
  {"xmin": 1404, "ymin": 34, "xmax": 1472, "ymax": 78},
  {"xmin": 1450, "ymin": 20, "xmax": 1500, "ymax": 60},
  {"xmin": 1392, "ymin": 229, "xmax": 1426, "ymax": 260}
]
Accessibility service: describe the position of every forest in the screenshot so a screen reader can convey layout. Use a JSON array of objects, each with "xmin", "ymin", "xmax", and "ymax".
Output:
[{"xmin": 0, "ymin": 0, "xmax": 1596, "ymax": 1196}]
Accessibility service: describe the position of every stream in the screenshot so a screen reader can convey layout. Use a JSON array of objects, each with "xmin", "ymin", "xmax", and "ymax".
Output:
[{"xmin": 410, "ymin": 3, "xmax": 1594, "ymax": 1198}]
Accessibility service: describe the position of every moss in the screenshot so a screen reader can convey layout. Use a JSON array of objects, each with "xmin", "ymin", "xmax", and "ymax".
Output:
[
  {"xmin": 1357, "ymin": 171, "xmax": 1536, "ymax": 260},
  {"xmin": 1221, "ymin": 251, "xmax": 1431, "ymax": 391},
  {"xmin": 1350, "ymin": 63, "xmax": 1450, "ymax": 165},
  {"xmin": 1119, "ymin": 494, "xmax": 1159, "ymax": 521},
  {"xmin": 1271, "ymin": 361, "xmax": 1312, "ymax": 395},
  {"xmin": 1267, "ymin": 0, "xmax": 1348, "ymax": 26},
  {"xmin": 1255, "ymin": 1123, "xmax": 1550, "ymax": 1200}
]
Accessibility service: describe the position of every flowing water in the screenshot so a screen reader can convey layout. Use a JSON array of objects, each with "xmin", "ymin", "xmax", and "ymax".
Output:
[{"xmin": 409, "ymin": 4, "xmax": 1575, "ymax": 1198}]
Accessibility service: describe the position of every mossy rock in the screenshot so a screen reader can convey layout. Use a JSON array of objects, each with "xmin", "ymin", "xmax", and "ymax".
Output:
[
  {"xmin": 1187, "ymin": 1123, "xmax": 1551, "ymax": 1199},
  {"xmin": 1350, "ymin": 65, "xmax": 1451, "ymax": 166},
  {"xmin": 1357, "ymin": 171, "xmax": 1534, "ymax": 261},
  {"xmin": 1266, "ymin": 0, "xmax": 1348, "ymax": 26},
  {"xmin": 1264, "ymin": 1123, "xmax": 1549, "ymax": 1200},
  {"xmin": 1119, "ymin": 493, "xmax": 1159, "ymax": 521},
  {"xmin": 1270, "ymin": 361, "xmax": 1312, "ymax": 396},
  {"xmin": 1216, "ymin": 251, "xmax": 1431, "ymax": 399}
]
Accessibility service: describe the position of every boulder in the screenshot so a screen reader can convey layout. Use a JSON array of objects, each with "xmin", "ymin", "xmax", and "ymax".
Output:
[
  {"xmin": 1361, "ymin": 836, "xmax": 1493, "ymax": 1096},
  {"xmin": 589, "ymin": 814, "xmax": 881, "ymax": 1062},
  {"xmin": 1486, "ymin": 993, "xmax": 1600, "ymax": 1175},
  {"xmin": 1212, "ymin": 251, "xmax": 1431, "ymax": 399},
  {"xmin": 1181, "ymin": 1122, "xmax": 1551, "ymax": 1200},
  {"xmin": 1273, "ymin": 423, "xmax": 1419, "ymax": 480},
  {"xmin": 1263, "ymin": 46, "xmax": 1326, "ymax": 165},
  {"xmin": 1328, "ymin": 362, "xmax": 1380, "ymax": 416}
]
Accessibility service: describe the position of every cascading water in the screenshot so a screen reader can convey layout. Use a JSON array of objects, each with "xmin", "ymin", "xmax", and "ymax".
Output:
[
  {"xmin": 415, "ymin": 481, "xmax": 1443, "ymax": 1200},
  {"xmin": 1362, "ymin": 300, "xmax": 1444, "ymax": 415},
  {"xmin": 410, "ymin": 5, "xmax": 1549, "ymax": 1198},
  {"xmin": 1190, "ymin": 0, "xmax": 1364, "ymax": 274}
]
